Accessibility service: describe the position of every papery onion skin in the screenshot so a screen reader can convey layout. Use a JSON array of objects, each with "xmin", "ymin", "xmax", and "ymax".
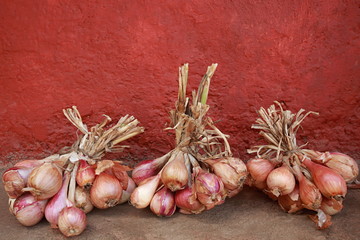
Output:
[
  {"xmin": 45, "ymin": 173, "xmax": 71, "ymax": 228},
  {"xmin": 175, "ymin": 187, "xmax": 205, "ymax": 214},
  {"xmin": 12, "ymin": 193, "xmax": 48, "ymax": 226},
  {"xmin": 246, "ymin": 158, "xmax": 275, "ymax": 190},
  {"xmin": 130, "ymin": 175, "xmax": 161, "ymax": 209},
  {"xmin": 161, "ymin": 152, "xmax": 188, "ymax": 192},
  {"xmin": 194, "ymin": 167, "xmax": 226, "ymax": 210},
  {"xmin": 277, "ymin": 185, "xmax": 303, "ymax": 213},
  {"xmin": 263, "ymin": 188, "xmax": 279, "ymax": 201},
  {"xmin": 76, "ymin": 160, "xmax": 96, "ymax": 189},
  {"xmin": 150, "ymin": 187, "xmax": 176, "ymax": 217},
  {"xmin": 266, "ymin": 166, "xmax": 295, "ymax": 197},
  {"xmin": 58, "ymin": 207, "xmax": 86, "ymax": 237},
  {"xmin": 309, "ymin": 209, "xmax": 332, "ymax": 230},
  {"xmin": 75, "ymin": 186, "xmax": 94, "ymax": 214},
  {"xmin": 325, "ymin": 152, "xmax": 359, "ymax": 183},
  {"xmin": 303, "ymin": 158, "xmax": 347, "ymax": 200},
  {"xmin": 320, "ymin": 197, "xmax": 343, "ymax": 215},
  {"xmin": 27, "ymin": 162, "xmax": 63, "ymax": 200},
  {"xmin": 118, "ymin": 177, "xmax": 136, "ymax": 204},
  {"xmin": 90, "ymin": 172, "xmax": 122, "ymax": 209}
]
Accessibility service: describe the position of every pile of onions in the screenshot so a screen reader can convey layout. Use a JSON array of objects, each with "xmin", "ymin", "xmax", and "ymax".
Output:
[
  {"xmin": 247, "ymin": 102, "xmax": 359, "ymax": 229},
  {"xmin": 3, "ymin": 106, "xmax": 143, "ymax": 237},
  {"xmin": 130, "ymin": 64, "xmax": 247, "ymax": 216}
]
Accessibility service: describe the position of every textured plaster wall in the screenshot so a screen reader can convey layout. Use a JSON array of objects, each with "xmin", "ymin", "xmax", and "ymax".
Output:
[{"xmin": 0, "ymin": 0, "xmax": 359, "ymax": 164}]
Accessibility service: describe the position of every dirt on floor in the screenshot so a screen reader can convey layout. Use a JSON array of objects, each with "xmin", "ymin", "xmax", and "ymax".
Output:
[{"xmin": 1, "ymin": 168, "xmax": 359, "ymax": 240}]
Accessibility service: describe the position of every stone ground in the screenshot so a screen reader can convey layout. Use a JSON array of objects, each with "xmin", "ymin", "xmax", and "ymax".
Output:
[{"xmin": 1, "ymin": 169, "xmax": 359, "ymax": 240}]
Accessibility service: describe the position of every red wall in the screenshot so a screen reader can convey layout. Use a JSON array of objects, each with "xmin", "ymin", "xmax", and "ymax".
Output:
[{"xmin": 1, "ymin": 0, "xmax": 359, "ymax": 165}]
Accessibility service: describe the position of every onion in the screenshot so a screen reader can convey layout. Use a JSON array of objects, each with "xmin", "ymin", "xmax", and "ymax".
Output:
[
  {"xmin": 246, "ymin": 158, "xmax": 275, "ymax": 190},
  {"xmin": 90, "ymin": 172, "xmax": 122, "ymax": 209},
  {"xmin": 161, "ymin": 152, "xmax": 188, "ymax": 191},
  {"xmin": 175, "ymin": 186, "xmax": 205, "ymax": 214},
  {"xmin": 76, "ymin": 160, "xmax": 95, "ymax": 189},
  {"xmin": 132, "ymin": 153, "xmax": 169, "ymax": 185},
  {"xmin": 11, "ymin": 193, "xmax": 48, "ymax": 226},
  {"xmin": 45, "ymin": 172, "xmax": 71, "ymax": 228},
  {"xmin": 325, "ymin": 152, "xmax": 359, "ymax": 183},
  {"xmin": 58, "ymin": 207, "xmax": 86, "ymax": 237},
  {"xmin": 320, "ymin": 197, "xmax": 343, "ymax": 215},
  {"xmin": 118, "ymin": 177, "xmax": 136, "ymax": 204},
  {"xmin": 26, "ymin": 162, "xmax": 63, "ymax": 200},
  {"xmin": 302, "ymin": 158, "xmax": 347, "ymax": 200},
  {"xmin": 150, "ymin": 187, "xmax": 176, "ymax": 217},
  {"xmin": 266, "ymin": 166, "xmax": 295, "ymax": 197},
  {"xmin": 2, "ymin": 167, "xmax": 32, "ymax": 198},
  {"xmin": 75, "ymin": 186, "xmax": 94, "ymax": 213},
  {"xmin": 293, "ymin": 164, "xmax": 322, "ymax": 211},
  {"xmin": 194, "ymin": 167, "xmax": 226, "ymax": 210},
  {"xmin": 205, "ymin": 157, "xmax": 247, "ymax": 191},
  {"xmin": 130, "ymin": 175, "xmax": 160, "ymax": 209},
  {"xmin": 14, "ymin": 159, "xmax": 45, "ymax": 168}
]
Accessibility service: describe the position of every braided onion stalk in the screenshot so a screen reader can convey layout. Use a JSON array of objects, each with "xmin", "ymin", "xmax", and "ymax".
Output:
[
  {"xmin": 3, "ymin": 107, "xmax": 144, "ymax": 237},
  {"xmin": 130, "ymin": 64, "xmax": 247, "ymax": 216},
  {"xmin": 247, "ymin": 102, "xmax": 358, "ymax": 229}
]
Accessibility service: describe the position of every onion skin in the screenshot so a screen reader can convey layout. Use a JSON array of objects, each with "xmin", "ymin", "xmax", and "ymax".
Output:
[
  {"xmin": 111, "ymin": 167, "xmax": 129, "ymax": 190},
  {"xmin": 175, "ymin": 187, "xmax": 205, "ymax": 214},
  {"xmin": 278, "ymin": 185, "xmax": 303, "ymax": 213},
  {"xmin": 118, "ymin": 177, "xmax": 136, "ymax": 204},
  {"xmin": 58, "ymin": 207, "xmax": 86, "ymax": 237},
  {"xmin": 76, "ymin": 160, "xmax": 95, "ymax": 189},
  {"xmin": 320, "ymin": 197, "xmax": 343, "ymax": 215},
  {"xmin": 90, "ymin": 172, "xmax": 122, "ymax": 209},
  {"xmin": 194, "ymin": 167, "xmax": 226, "ymax": 210},
  {"xmin": 325, "ymin": 152, "xmax": 359, "ymax": 183},
  {"xmin": 150, "ymin": 187, "xmax": 176, "ymax": 217},
  {"xmin": 45, "ymin": 172, "xmax": 71, "ymax": 228},
  {"xmin": 246, "ymin": 158, "xmax": 275, "ymax": 190},
  {"xmin": 130, "ymin": 175, "xmax": 161, "ymax": 209},
  {"xmin": 132, "ymin": 154, "xmax": 168, "ymax": 185},
  {"xmin": 303, "ymin": 158, "xmax": 347, "ymax": 200},
  {"xmin": 27, "ymin": 162, "xmax": 63, "ymax": 200},
  {"xmin": 161, "ymin": 152, "xmax": 189, "ymax": 192},
  {"xmin": 309, "ymin": 210, "xmax": 332, "ymax": 230},
  {"xmin": 205, "ymin": 157, "xmax": 247, "ymax": 192},
  {"xmin": 12, "ymin": 193, "xmax": 48, "ymax": 226},
  {"xmin": 266, "ymin": 166, "xmax": 295, "ymax": 197}
]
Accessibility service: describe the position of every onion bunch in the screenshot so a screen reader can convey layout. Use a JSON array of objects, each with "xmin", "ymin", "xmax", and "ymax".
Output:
[
  {"xmin": 247, "ymin": 102, "xmax": 359, "ymax": 229},
  {"xmin": 3, "ymin": 106, "xmax": 144, "ymax": 237},
  {"xmin": 130, "ymin": 64, "xmax": 247, "ymax": 216}
]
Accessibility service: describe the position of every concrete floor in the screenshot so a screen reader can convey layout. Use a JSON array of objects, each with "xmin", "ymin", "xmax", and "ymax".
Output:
[{"xmin": 1, "ymin": 169, "xmax": 359, "ymax": 240}]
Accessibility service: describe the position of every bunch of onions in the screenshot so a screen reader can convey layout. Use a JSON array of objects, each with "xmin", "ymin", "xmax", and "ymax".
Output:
[
  {"xmin": 130, "ymin": 63, "xmax": 247, "ymax": 216},
  {"xmin": 2, "ymin": 106, "xmax": 144, "ymax": 237},
  {"xmin": 247, "ymin": 102, "xmax": 359, "ymax": 229}
]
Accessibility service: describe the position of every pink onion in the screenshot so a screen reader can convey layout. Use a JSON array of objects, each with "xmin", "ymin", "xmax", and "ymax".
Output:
[
  {"xmin": 150, "ymin": 187, "xmax": 176, "ymax": 217},
  {"xmin": 11, "ymin": 193, "xmax": 48, "ymax": 226}
]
